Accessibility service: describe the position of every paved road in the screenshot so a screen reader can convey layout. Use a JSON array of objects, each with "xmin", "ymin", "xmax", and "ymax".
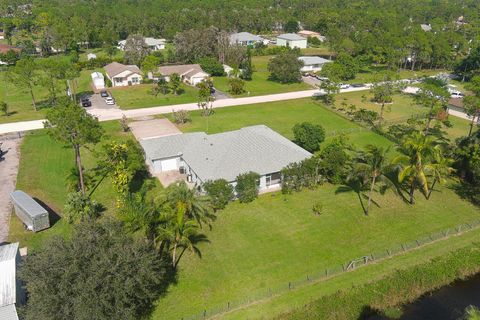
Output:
[
  {"xmin": 0, "ymin": 85, "xmax": 474, "ymax": 134},
  {"xmin": 0, "ymin": 136, "xmax": 22, "ymax": 243}
]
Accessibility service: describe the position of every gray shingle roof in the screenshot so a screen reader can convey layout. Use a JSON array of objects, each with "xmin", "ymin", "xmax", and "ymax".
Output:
[
  {"xmin": 142, "ymin": 125, "xmax": 311, "ymax": 182},
  {"xmin": 277, "ymin": 33, "xmax": 306, "ymax": 41},
  {"xmin": 298, "ymin": 56, "xmax": 332, "ymax": 65},
  {"xmin": 230, "ymin": 32, "xmax": 264, "ymax": 43}
]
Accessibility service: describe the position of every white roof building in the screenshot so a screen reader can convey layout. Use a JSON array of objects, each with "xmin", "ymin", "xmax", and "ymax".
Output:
[
  {"xmin": 298, "ymin": 56, "xmax": 332, "ymax": 72},
  {"xmin": 230, "ymin": 32, "xmax": 267, "ymax": 46},
  {"xmin": 91, "ymin": 72, "xmax": 105, "ymax": 90},
  {"xmin": 118, "ymin": 37, "xmax": 166, "ymax": 51},
  {"xmin": 276, "ymin": 33, "xmax": 308, "ymax": 49},
  {"xmin": 0, "ymin": 243, "xmax": 21, "ymax": 320},
  {"xmin": 87, "ymin": 53, "xmax": 97, "ymax": 60}
]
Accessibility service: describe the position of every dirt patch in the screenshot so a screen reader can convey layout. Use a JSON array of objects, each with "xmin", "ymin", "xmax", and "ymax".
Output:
[
  {"xmin": 0, "ymin": 135, "xmax": 22, "ymax": 243},
  {"xmin": 129, "ymin": 118, "xmax": 182, "ymax": 140}
]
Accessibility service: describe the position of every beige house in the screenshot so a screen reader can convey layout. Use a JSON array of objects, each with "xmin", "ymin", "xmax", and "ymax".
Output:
[
  {"xmin": 157, "ymin": 64, "xmax": 209, "ymax": 86},
  {"xmin": 297, "ymin": 30, "xmax": 326, "ymax": 42},
  {"xmin": 104, "ymin": 62, "xmax": 143, "ymax": 87}
]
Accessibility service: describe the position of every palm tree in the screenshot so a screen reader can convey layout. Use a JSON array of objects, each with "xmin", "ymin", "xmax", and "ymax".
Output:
[
  {"xmin": 354, "ymin": 145, "xmax": 394, "ymax": 215},
  {"xmin": 158, "ymin": 203, "xmax": 209, "ymax": 269},
  {"xmin": 426, "ymin": 153, "xmax": 454, "ymax": 199},
  {"xmin": 393, "ymin": 132, "xmax": 443, "ymax": 204},
  {"xmin": 371, "ymin": 83, "xmax": 394, "ymax": 124},
  {"xmin": 166, "ymin": 181, "xmax": 215, "ymax": 228},
  {"xmin": 121, "ymin": 194, "xmax": 159, "ymax": 247},
  {"xmin": 463, "ymin": 95, "xmax": 480, "ymax": 137}
]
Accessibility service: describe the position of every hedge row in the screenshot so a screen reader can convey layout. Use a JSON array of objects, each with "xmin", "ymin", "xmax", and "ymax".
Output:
[{"xmin": 278, "ymin": 242, "xmax": 480, "ymax": 319}]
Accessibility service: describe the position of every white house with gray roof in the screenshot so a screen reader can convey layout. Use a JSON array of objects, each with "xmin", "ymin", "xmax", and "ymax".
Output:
[
  {"xmin": 140, "ymin": 125, "xmax": 311, "ymax": 192},
  {"xmin": 298, "ymin": 56, "xmax": 332, "ymax": 73},
  {"xmin": 0, "ymin": 243, "xmax": 22, "ymax": 320},
  {"xmin": 230, "ymin": 32, "xmax": 267, "ymax": 46},
  {"xmin": 276, "ymin": 33, "xmax": 307, "ymax": 48}
]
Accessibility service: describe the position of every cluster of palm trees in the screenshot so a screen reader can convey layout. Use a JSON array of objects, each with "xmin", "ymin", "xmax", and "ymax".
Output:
[
  {"xmin": 342, "ymin": 131, "xmax": 453, "ymax": 215},
  {"xmin": 121, "ymin": 181, "xmax": 214, "ymax": 269}
]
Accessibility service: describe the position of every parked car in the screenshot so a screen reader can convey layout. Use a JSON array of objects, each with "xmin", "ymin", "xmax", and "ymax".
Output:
[
  {"xmin": 105, "ymin": 97, "xmax": 115, "ymax": 105},
  {"xmin": 80, "ymin": 97, "xmax": 92, "ymax": 107},
  {"xmin": 100, "ymin": 90, "xmax": 109, "ymax": 98},
  {"xmin": 339, "ymin": 83, "xmax": 350, "ymax": 89},
  {"xmin": 450, "ymin": 91, "xmax": 464, "ymax": 98},
  {"xmin": 350, "ymin": 83, "xmax": 365, "ymax": 88}
]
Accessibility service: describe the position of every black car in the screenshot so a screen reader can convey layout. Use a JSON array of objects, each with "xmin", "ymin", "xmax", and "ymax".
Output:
[
  {"xmin": 80, "ymin": 97, "xmax": 92, "ymax": 107},
  {"xmin": 100, "ymin": 90, "xmax": 109, "ymax": 98}
]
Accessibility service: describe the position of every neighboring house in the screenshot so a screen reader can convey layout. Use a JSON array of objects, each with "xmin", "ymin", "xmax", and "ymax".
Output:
[
  {"xmin": 118, "ymin": 37, "xmax": 166, "ymax": 51},
  {"xmin": 298, "ymin": 56, "xmax": 332, "ymax": 73},
  {"xmin": 230, "ymin": 32, "xmax": 266, "ymax": 46},
  {"xmin": 87, "ymin": 53, "xmax": 97, "ymax": 60},
  {"xmin": 104, "ymin": 62, "xmax": 143, "ymax": 87},
  {"xmin": 420, "ymin": 24, "xmax": 432, "ymax": 32},
  {"xmin": 0, "ymin": 243, "xmax": 23, "ymax": 320},
  {"xmin": 140, "ymin": 125, "xmax": 312, "ymax": 192},
  {"xmin": 0, "ymin": 31, "xmax": 4, "ymax": 40},
  {"xmin": 276, "ymin": 33, "xmax": 308, "ymax": 48},
  {"xmin": 0, "ymin": 44, "xmax": 20, "ymax": 65},
  {"xmin": 91, "ymin": 72, "xmax": 105, "ymax": 90},
  {"xmin": 157, "ymin": 64, "xmax": 209, "ymax": 86},
  {"xmin": 297, "ymin": 30, "xmax": 326, "ymax": 42}
]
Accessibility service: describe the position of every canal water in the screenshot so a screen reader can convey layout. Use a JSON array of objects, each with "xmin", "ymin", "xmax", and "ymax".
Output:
[{"xmin": 370, "ymin": 273, "xmax": 480, "ymax": 319}]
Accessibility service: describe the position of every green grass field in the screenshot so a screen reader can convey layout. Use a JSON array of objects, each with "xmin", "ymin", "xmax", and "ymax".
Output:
[
  {"xmin": 113, "ymin": 83, "xmax": 200, "ymax": 110},
  {"xmin": 213, "ymin": 56, "xmax": 312, "ymax": 97},
  {"xmin": 8, "ymin": 121, "xmax": 138, "ymax": 250},
  {"xmin": 153, "ymin": 98, "xmax": 480, "ymax": 319}
]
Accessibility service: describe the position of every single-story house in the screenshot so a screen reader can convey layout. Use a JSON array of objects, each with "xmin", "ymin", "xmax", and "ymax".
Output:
[
  {"xmin": 298, "ymin": 56, "xmax": 332, "ymax": 73},
  {"xmin": 297, "ymin": 30, "xmax": 326, "ymax": 42},
  {"xmin": 140, "ymin": 125, "xmax": 312, "ymax": 192},
  {"xmin": 118, "ymin": 37, "xmax": 166, "ymax": 51},
  {"xmin": 276, "ymin": 33, "xmax": 308, "ymax": 49},
  {"xmin": 104, "ymin": 62, "xmax": 143, "ymax": 87},
  {"xmin": 87, "ymin": 53, "xmax": 97, "ymax": 60},
  {"xmin": 0, "ymin": 44, "xmax": 20, "ymax": 65},
  {"xmin": 157, "ymin": 64, "xmax": 209, "ymax": 86},
  {"xmin": 230, "ymin": 32, "xmax": 267, "ymax": 46},
  {"xmin": 0, "ymin": 243, "xmax": 23, "ymax": 320},
  {"xmin": 91, "ymin": 72, "xmax": 105, "ymax": 90}
]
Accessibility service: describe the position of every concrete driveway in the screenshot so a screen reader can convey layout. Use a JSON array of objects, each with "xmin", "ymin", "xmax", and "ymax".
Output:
[
  {"xmin": 302, "ymin": 75, "xmax": 321, "ymax": 87},
  {"xmin": 129, "ymin": 118, "xmax": 182, "ymax": 140}
]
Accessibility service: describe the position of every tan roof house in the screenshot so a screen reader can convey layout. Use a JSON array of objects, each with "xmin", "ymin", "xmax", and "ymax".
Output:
[
  {"xmin": 297, "ymin": 30, "xmax": 326, "ymax": 42},
  {"xmin": 157, "ymin": 64, "xmax": 209, "ymax": 86},
  {"xmin": 104, "ymin": 62, "xmax": 143, "ymax": 87}
]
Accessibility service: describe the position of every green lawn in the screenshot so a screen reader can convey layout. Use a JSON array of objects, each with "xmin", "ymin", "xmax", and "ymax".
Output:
[
  {"xmin": 169, "ymin": 98, "xmax": 391, "ymax": 148},
  {"xmin": 114, "ymin": 83, "xmax": 200, "ymax": 109},
  {"xmin": 334, "ymin": 90, "xmax": 474, "ymax": 140},
  {"xmin": 8, "ymin": 121, "xmax": 142, "ymax": 250},
  {"xmin": 0, "ymin": 69, "xmax": 97, "ymax": 124},
  {"xmin": 213, "ymin": 56, "xmax": 312, "ymax": 97},
  {"xmin": 346, "ymin": 65, "xmax": 446, "ymax": 84}
]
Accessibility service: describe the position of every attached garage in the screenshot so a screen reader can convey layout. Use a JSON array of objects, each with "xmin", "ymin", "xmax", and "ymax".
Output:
[{"xmin": 152, "ymin": 157, "xmax": 179, "ymax": 173}]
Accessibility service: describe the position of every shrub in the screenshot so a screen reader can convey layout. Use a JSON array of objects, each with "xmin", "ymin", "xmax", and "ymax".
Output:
[
  {"xmin": 318, "ymin": 136, "xmax": 351, "ymax": 184},
  {"xmin": 312, "ymin": 202, "xmax": 323, "ymax": 215},
  {"xmin": 172, "ymin": 109, "xmax": 190, "ymax": 124},
  {"xmin": 203, "ymin": 179, "xmax": 234, "ymax": 210},
  {"xmin": 293, "ymin": 122, "xmax": 326, "ymax": 153},
  {"xmin": 0, "ymin": 101, "xmax": 8, "ymax": 116},
  {"xmin": 281, "ymin": 156, "xmax": 324, "ymax": 194},
  {"xmin": 198, "ymin": 57, "xmax": 225, "ymax": 76},
  {"xmin": 228, "ymin": 77, "xmax": 246, "ymax": 95},
  {"xmin": 64, "ymin": 192, "xmax": 101, "ymax": 224},
  {"xmin": 120, "ymin": 114, "xmax": 129, "ymax": 132},
  {"xmin": 235, "ymin": 172, "xmax": 260, "ymax": 203}
]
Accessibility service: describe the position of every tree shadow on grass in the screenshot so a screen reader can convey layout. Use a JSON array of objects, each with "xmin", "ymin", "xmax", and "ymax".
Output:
[
  {"xmin": 357, "ymin": 305, "xmax": 391, "ymax": 320},
  {"xmin": 33, "ymin": 197, "xmax": 61, "ymax": 228}
]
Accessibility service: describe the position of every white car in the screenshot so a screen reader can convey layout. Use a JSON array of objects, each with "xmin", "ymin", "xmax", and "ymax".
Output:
[
  {"xmin": 339, "ymin": 83, "xmax": 350, "ymax": 89},
  {"xmin": 105, "ymin": 97, "xmax": 115, "ymax": 105},
  {"xmin": 450, "ymin": 91, "xmax": 464, "ymax": 98}
]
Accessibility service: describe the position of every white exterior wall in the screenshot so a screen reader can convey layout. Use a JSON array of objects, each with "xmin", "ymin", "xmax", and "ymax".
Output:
[
  {"xmin": 152, "ymin": 156, "xmax": 180, "ymax": 173},
  {"xmin": 276, "ymin": 38, "xmax": 288, "ymax": 47},
  {"xmin": 111, "ymin": 72, "xmax": 143, "ymax": 87},
  {"xmin": 288, "ymin": 39, "xmax": 307, "ymax": 49}
]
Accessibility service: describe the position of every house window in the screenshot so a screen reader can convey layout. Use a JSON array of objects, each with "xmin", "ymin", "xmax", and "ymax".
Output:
[
  {"xmin": 266, "ymin": 172, "xmax": 282, "ymax": 187},
  {"xmin": 114, "ymin": 78, "xmax": 123, "ymax": 83},
  {"xmin": 131, "ymin": 77, "xmax": 139, "ymax": 84}
]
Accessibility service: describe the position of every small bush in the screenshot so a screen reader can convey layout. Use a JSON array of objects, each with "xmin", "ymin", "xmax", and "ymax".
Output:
[
  {"xmin": 119, "ymin": 114, "xmax": 129, "ymax": 132},
  {"xmin": 172, "ymin": 109, "xmax": 190, "ymax": 124},
  {"xmin": 228, "ymin": 77, "xmax": 246, "ymax": 95},
  {"xmin": 203, "ymin": 179, "xmax": 234, "ymax": 210},
  {"xmin": 235, "ymin": 172, "xmax": 260, "ymax": 203},
  {"xmin": 64, "ymin": 192, "xmax": 101, "ymax": 224},
  {"xmin": 293, "ymin": 122, "xmax": 326, "ymax": 153},
  {"xmin": 312, "ymin": 202, "xmax": 323, "ymax": 215}
]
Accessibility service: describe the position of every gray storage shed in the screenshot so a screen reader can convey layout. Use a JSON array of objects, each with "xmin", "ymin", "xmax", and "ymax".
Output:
[{"xmin": 10, "ymin": 190, "xmax": 50, "ymax": 232}]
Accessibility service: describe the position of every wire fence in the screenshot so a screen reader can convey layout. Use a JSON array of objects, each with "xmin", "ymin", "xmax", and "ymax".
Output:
[{"xmin": 180, "ymin": 219, "xmax": 480, "ymax": 320}]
